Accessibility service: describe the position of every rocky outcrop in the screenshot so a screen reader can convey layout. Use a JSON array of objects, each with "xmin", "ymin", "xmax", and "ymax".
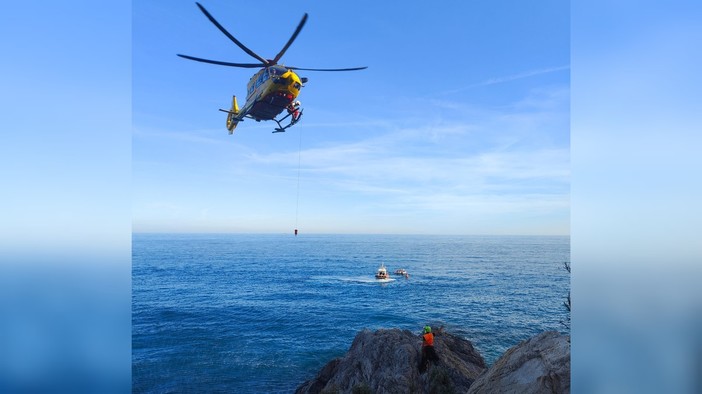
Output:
[
  {"xmin": 295, "ymin": 327, "xmax": 486, "ymax": 394},
  {"xmin": 467, "ymin": 331, "xmax": 570, "ymax": 394},
  {"xmin": 296, "ymin": 329, "xmax": 570, "ymax": 394}
]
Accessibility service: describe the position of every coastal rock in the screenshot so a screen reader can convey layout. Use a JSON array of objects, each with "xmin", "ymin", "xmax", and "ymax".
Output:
[
  {"xmin": 467, "ymin": 331, "xmax": 570, "ymax": 394},
  {"xmin": 295, "ymin": 327, "xmax": 486, "ymax": 394}
]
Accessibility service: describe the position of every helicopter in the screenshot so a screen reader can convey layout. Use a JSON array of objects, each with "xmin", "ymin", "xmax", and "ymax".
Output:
[{"xmin": 178, "ymin": 2, "xmax": 367, "ymax": 134}]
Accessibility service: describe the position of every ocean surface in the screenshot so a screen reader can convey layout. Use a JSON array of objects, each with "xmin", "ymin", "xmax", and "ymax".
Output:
[{"xmin": 132, "ymin": 233, "xmax": 570, "ymax": 393}]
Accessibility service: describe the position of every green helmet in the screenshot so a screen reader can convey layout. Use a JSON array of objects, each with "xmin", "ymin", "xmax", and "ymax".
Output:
[{"xmin": 424, "ymin": 325, "xmax": 431, "ymax": 333}]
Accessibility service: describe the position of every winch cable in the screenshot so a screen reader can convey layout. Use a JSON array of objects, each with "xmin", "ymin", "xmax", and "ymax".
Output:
[{"xmin": 294, "ymin": 127, "xmax": 302, "ymax": 235}]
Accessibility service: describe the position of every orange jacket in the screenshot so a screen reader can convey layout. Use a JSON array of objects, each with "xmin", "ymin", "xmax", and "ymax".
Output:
[{"xmin": 423, "ymin": 332, "xmax": 434, "ymax": 347}]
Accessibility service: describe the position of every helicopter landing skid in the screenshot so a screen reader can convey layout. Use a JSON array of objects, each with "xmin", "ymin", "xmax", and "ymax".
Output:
[{"xmin": 272, "ymin": 109, "xmax": 303, "ymax": 133}]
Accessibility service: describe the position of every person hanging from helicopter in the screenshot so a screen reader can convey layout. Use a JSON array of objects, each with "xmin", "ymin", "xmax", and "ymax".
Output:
[
  {"xmin": 272, "ymin": 100, "xmax": 303, "ymax": 132},
  {"xmin": 286, "ymin": 100, "xmax": 302, "ymax": 124}
]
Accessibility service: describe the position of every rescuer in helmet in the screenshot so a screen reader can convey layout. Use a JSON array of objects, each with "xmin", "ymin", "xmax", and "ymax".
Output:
[{"xmin": 419, "ymin": 325, "xmax": 440, "ymax": 372}]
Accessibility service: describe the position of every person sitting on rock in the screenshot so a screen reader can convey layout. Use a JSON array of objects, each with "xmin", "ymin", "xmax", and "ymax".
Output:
[{"xmin": 419, "ymin": 325, "xmax": 440, "ymax": 372}]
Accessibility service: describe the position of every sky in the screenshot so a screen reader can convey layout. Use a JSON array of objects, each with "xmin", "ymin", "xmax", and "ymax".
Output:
[{"xmin": 132, "ymin": 0, "xmax": 570, "ymax": 235}]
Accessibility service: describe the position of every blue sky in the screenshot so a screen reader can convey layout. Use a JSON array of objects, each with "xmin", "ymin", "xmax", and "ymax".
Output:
[{"xmin": 133, "ymin": 0, "xmax": 570, "ymax": 235}]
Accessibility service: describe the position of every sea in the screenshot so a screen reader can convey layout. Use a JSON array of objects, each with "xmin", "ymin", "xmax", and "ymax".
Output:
[{"xmin": 132, "ymin": 233, "xmax": 570, "ymax": 393}]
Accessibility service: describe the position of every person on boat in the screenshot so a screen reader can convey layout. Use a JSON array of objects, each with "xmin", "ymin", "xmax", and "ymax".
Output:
[{"xmin": 419, "ymin": 325, "xmax": 440, "ymax": 372}]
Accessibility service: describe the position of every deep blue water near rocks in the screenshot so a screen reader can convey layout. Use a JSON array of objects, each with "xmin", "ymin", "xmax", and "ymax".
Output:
[{"xmin": 132, "ymin": 233, "xmax": 569, "ymax": 393}]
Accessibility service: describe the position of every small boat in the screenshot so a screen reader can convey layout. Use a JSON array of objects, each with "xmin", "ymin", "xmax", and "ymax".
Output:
[
  {"xmin": 375, "ymin": 264, "xmax": 390, "ymax": 280},
  {"xmin": 394, "ymin": 269, "xmax": 407, "ymax": 275}
]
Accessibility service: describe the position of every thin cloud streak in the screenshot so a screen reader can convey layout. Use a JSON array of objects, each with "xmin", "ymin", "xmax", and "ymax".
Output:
[
  {"xmin": 475, "ymin": 65, "xmax": 570, "ymax": 87},
  {"xmin": 436, "ymin": 65, "xmax": 570, "ymax": 96}
]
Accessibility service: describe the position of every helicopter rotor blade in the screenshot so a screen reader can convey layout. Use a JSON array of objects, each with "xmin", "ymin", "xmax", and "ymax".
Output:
[
  {"xmin": 271, "ymin": 13, "xmax": 308, "ymax": 65},
  {"xmin": 194, "ymin": 2, "xmax": 269, "ymax": 66},
  {"xmin": 287, "ymin": 66, "xmax": 368, "ymax": 72},
  {"xmin": 177, "ymin": 54, "xmax": 264, "ymax": 68}
]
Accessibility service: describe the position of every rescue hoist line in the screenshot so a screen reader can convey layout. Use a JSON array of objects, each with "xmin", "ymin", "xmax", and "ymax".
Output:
[{"xmin": 294, "ymin": 127, "xmax": 302, "ymax": 236}]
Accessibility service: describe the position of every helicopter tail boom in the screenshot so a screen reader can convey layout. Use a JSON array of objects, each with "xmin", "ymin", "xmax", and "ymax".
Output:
[{"xmin": 222, "ymin": 95, "xmax": 240, "ymax": 134}]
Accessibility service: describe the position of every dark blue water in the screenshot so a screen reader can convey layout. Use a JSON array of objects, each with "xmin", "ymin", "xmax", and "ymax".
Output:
[{"xmin": 132, "ymin": 234, "xmax": 569, "ymax": 393}]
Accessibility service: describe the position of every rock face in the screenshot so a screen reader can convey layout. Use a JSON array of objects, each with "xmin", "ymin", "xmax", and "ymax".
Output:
[
  {"xmin": 295, "ymin": 327, "xmax": 486, "ymax": 394},
  {"xmin": 297, "ymin": 329, "xmax": 571, "ymax": 394},
  {"xmin": 467, "ymin": 331, "xmax": 570, "ymax": 394}
]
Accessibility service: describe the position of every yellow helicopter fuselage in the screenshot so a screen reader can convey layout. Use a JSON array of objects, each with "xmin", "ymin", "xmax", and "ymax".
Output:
[
  {"xmin": 241, "ymin": 65, "xmax": 303, "ymax": 121},
  {"xmin": 226, "ymin": 65, "xmax": 303, "ymax": 133}
]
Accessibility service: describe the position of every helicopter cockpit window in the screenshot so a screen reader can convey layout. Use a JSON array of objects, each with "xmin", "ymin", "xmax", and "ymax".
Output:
[{"xmin": 270, "ymin": 67, "xmax": 286, "ymax": 76}]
